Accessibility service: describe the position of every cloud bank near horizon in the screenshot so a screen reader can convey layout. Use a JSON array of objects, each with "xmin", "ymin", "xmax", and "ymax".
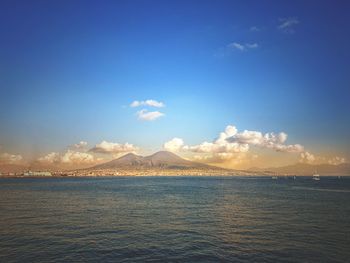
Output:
[
  {"xmin": 0, "ymin": 123, "xmax": 347, "ymax": 170},
  {"xmin": 164, "ymin": 125, "xmax": 304, "ymax": 155},
  {"xmin": 89, "ymin": 141, "xmax": 138, "ymax": 155},
  {"xmin": 0, "ymin": 152, "xmax": 23, "ymax": 164},
  {"xmin": 35, "ymin": 140, "xmax": 139, "ymax": 166},
  {"xmin": 163, "ymin": 125, "xmax": 346, "ymax": 166},
  {"xmin": 38, "ymin": 150, "xmax": 96, "ymax": 165}
]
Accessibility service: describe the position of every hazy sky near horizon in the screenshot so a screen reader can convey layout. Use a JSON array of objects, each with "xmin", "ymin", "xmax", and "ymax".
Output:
[{"xmin": 1, "ymin": 0, "xmax": 350, "ymax": 168}]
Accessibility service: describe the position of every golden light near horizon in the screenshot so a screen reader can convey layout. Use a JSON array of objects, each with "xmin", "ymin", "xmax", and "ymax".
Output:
[
  {"xmin": 1, "ymin": 2, "xmax": 350, "ymax": 263},
  {"xmin": 0, "ymin": 0, "xmax": 349, "ymax": 175}
]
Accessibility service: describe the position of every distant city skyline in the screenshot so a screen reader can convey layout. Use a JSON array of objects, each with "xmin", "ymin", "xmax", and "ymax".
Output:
[{"xmin": 1, "ymin": 0, "xmax": 349, "ymax": 169}]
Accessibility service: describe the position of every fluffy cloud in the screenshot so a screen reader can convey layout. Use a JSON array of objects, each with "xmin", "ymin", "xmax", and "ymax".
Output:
[
  {"xmin": 137, "ymin": 109, "xmax": 164, "ymax": 121},
  {"xmin": 226, "ymin": 128, "xmax": 303, "ymax": 153},
  {"xmin": 129, "ymin": 100, "xmax": 166, "ymax": 121},
  {"xmin": 215, "ymin": 125, "xmax": 238, "ymax": 144},
  {"xmin": 246, "ymin": 43, "xmax": 259, "ymax": 49},
  {"xmin": 164, "ymin": 125, "xmax": 305, "ymax": 165},
  {"xmin": 187, "ymin": 125, "xmax": 250, "ymax": 154},
  {"xmin": 299, "ymin": 152, "xmax": 347, "ymax": 165},
  {"xmin": 185, "ymin": 141, "xmax": 249, "ymax": 154},
  {"xmin": 300, "ymin": 151, "xmax": 316, "ymax": 164},
  {"xmin": 61, "ymin": 150, "xmax": 95, "ymax": 164},
  {"xmin": 278, "ymin": 17, "xmax": 299, "ymax": 33},
  {"xmin": 188, "ymin": 128, "xmax": 302, "ymax": 154},
  {"xmin": 328, "ymin": 156, "xmax": 346, "ymax": 165},
  {"xmin": 163, "ymin": 138, "xmax": 184, "ymax": 152},
  {"xmin": 163, "ymin": 125, "xmax": 249, "ymax": 154},
  {"xmin": 273, "ymin": 144, "xmax": 304, "ymax": 153},
  {"xmin": 38, "ymin": 150, "xmax": 96, "ymax": 165},
  {"xmin": 0, "ymin": 153, "xmax": 23, "ymax": 164},
  {"xmin": 71, "ymin": 141, "xmax": 88, "ymax": 149},
  {"xmin": 89, "ymin": 141, "xmax": 138, "ymax": 154},
  {"xmin": 228, "ymin": 42, "xmax": 245, "ymax": 51},
  {"xmin": 130, "ymin": 99, "xmax": 165, "ymax": 108},
  {"xmin": 38, "ymin": 152, "xmax": 60, "ymax": 163},
  {"xmin": 228, "ymin": 42, "xmax": 259, "ymax": 51}
]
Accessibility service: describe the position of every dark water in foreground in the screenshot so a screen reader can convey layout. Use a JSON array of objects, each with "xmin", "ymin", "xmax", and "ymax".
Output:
[{"xmin": 0, "ymin": 176, "xmax": 350, "ymax": 262}]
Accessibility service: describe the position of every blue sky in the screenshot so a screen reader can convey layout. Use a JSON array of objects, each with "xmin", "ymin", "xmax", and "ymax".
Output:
[{"xmin": 1, "ymin": 0, "xmax": 349, "ymax": 168}]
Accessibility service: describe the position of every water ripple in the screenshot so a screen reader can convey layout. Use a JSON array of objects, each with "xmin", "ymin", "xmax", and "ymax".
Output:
[{"xmin": 0, "ymin": 176, "xmax": 349, "ymax": 262}]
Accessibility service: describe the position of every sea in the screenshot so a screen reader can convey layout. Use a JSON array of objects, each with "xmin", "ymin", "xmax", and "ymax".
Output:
[{"xmin": 0, "ymin": 176, "xmax": 349, "ymax": 262}]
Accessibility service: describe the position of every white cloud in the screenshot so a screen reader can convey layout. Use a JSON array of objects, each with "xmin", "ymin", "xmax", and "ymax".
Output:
[
  {"xmin": 246, "ymin": 43, "xmax": 259, "ymax": 49},
  {"xmin": 273, "ymin": 144, "xmax": 304, "ymax": 153},
  {"xmin": 38, "ymin": 150, "xmax": 96, "ymax": 165},
  {"xmin": 130, "ymin": 100, "xmax": 166, "ymax": 121},
  {"xmin": 130, "ymin": 99, "xmax": 165, "ymax": 108},
  {"xmin": 278, "ymin": 17, "xmax": 299, "ymax": 33},
  {"xmin": 137, "ymin": 109, "xmax": 164, "ymax": 121},
  {"xmin": 228, "ymin": 42, "xmax": 245, "ymax": 51},
  {"xmin": 214, "ymin": 125, "xmax": 237, "ymax": 145},
  {"xmin": 233, "ymin": 130, "xmax": 263, "ymax": 145},
  {"xmin": 61, "ymin": 150, "xmax": 95, "ymax": 164},
  {"xmin": 163, "ymin": 138, "xmax": 184, "ymax": 152},
  {"xmin": 164, "ymin": 125, "xmax": 305, "ymax": 165},
  {"xmin": 38, "ymin": 152, "xmax": 61, "ymax": 163},
  {"xmin": 89, "ymin": 140, "xmax": 138, "ymax": 154},
  {"xmin": 228, "ymin": 129, "xmax": 303, "ymax": 153},
  {"xmin": 71, "ymin": 141, "xmax": 88, "ymax": 149},
  {"xmin": 164, "ymin": 125, "xmax": 249, "ymax": 154},
  {"xmin": 328, "ymin": 156, "xmax": 346, "ymax": 165},
  {"xmin": 185, "ymin": 141, "xmax": 249, "ymax": 154},
  {"xmin": 0, "ymin": 153, "xmax": 23, "ymax": 164},
  {"xmin": 299, "ymin": 152, "xmax": 347, "ymax": 165},
  {"xmin": 299, "ymin": 151, "xmax": 316, "ymax": 164},
  {"xmin": 227, "ymin": 42, "xmax": 259, "ymax": 51},
  {"xmin": 130, "ymin": 101, "xmax": 140, "ymax": 107}
]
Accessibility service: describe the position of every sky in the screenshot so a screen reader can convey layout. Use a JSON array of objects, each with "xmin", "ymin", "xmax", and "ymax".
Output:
[{"xmin": 1, "ymin": 0, "xmax": 350, "ymax": 169}]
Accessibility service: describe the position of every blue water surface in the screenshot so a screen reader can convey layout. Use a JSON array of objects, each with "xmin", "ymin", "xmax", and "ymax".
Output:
[{"xmin": 0, "ymin": 176, "xmax": 349, "ymax": 262}]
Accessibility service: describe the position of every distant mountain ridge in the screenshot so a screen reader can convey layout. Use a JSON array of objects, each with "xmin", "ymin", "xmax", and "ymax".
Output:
[
  {"xmin": 251, "ymin": 162, "xmax": 350, "ymax": 175},
  {"xmin": 90, "ymin": 151, "xmax": 214, "ymax": 170},
  {"xmin": 1, "ymin": 152, "xmax": 349, "ymax": 175}
]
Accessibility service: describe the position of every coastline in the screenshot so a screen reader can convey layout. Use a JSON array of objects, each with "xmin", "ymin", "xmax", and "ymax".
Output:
[{"xmin": 1, "ymin": 173, "xmax": 349, "ymax": 178}]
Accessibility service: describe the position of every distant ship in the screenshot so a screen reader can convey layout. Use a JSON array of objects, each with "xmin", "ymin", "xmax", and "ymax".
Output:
[{"xmin": 312, "ymin": 172, "xmax": 320, "ymax": 181}]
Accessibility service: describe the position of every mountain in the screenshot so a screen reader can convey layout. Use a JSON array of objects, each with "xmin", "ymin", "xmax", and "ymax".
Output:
[
  {"xmin": 254, "ymin": 163, "xmax": 350, "ymax": 175},
  {"xmin": 90, "ymin": 151, "xmax": 213, "ymax": 170},
  {"xmin": 142, "ymin": 151, "xmax": 200, "ymax": 168},
  {"xmin": 92, "ymin": 153, "xmax": 144, "ymax": 169}
]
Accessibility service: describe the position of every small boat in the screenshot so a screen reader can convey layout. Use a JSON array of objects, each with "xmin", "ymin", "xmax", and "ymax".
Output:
[
  {"xmin": 312, "ymin": 173, "xmax": 320, "ymax": 181},
  {"xmin": 272, "ymin": 176, "xmax": 278, "ymax": 179}
]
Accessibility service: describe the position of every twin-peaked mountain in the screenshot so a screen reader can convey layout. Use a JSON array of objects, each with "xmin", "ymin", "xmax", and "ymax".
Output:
[
  {"xmin": 90, "ymin": 151, "xmax": 213, "ymax": 170},
  {"xmin": 90, "ymin": 151, "xmax": 350, "ymax": 175}
]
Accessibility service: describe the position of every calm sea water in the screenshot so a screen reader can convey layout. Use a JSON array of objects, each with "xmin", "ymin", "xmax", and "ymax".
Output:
[{"xmin": 0, "ymin": 176, "xmax": 349, "ymax": 262}]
